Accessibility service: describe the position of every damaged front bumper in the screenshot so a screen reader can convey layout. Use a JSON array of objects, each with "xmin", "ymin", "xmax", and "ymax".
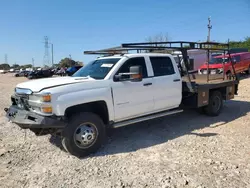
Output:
[{"xmin": 5, "ymin": 105, "xmax": 67, "ymax": 129}]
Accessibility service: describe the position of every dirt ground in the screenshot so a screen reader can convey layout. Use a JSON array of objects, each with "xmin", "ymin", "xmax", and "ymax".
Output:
[{"xmin": 0, "ymin": 73, "xmax": 250, "ymax": 188}]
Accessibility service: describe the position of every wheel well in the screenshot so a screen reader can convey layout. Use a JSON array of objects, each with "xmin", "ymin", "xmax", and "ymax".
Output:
[
  {"xmin": 210, "ymin": 87, "xmax": 227, "ymax": 100},
  {"xmin": 65, "ymin": 101, "xmax": 109, "ymax": 125}
]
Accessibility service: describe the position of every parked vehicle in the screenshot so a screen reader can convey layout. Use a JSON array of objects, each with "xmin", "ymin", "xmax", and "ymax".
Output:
[
  {"xmin": 56, "ymin": 68, "xmax": 67, "ymax": 76},
  {"xmin": 28, "ymin": 69, "xmax": 53, "ymax": 79},
  {"xmin": 0, "ymin": 70, "xmax": 8, "ymax": 74},
  {"xmin": 173, "ymin": 49, "xmax": 210, "ymax": 72},
  {"xmin": 66, "ymin": 66, "xmax": 82, "ymax": 76},
  {"xmin": 15, "ymin": 70, "xmax": 29, "ymax": 77},
  {"xmin": 5, "ymin": 41, "xmax": 239, "ymax": 157},
  {"xmin": 198, "ymin": 52, "xmax": 250, "ymax": 77}
]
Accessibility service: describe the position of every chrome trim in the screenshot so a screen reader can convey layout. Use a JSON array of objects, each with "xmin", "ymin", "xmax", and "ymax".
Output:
[{"xmin": 15, "ymin": 88, "xmax": 32, "ymax": 95}]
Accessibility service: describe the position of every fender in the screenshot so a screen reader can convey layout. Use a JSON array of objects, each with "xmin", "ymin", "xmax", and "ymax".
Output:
[{"xmin": 52, "ymin": 87, "xmax": 115, "ymax": 121}]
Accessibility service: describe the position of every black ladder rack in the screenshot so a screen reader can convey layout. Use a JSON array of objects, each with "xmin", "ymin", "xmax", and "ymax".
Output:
[{"xmin": 83, "ymin": 41, "xmax": 238, "ymax": 92}]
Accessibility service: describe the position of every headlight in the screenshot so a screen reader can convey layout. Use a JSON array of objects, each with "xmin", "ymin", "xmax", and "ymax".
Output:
[
  {"xmin": 15, "ymin": 88, "xmax": 32, "ymax": 95},
  {"xmin": 29, "ymin": 93, "xmax": 51, "ymax": 103},
  {"xmin": 217, "ymin": 68, "xmax": 223, "ymax": 73}
]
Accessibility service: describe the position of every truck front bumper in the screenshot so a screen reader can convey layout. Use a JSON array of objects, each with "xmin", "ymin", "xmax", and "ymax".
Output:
[{"xmin": 5, "ymin": 105, "xmax": 67, "ymax": 129}]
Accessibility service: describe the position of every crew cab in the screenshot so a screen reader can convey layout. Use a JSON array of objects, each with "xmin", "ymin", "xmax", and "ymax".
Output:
[
  {"xmin": 5, "ymin": 41, "xmax": 239, "ymax": 157},
  {"xmin": 198, "ymin": 52, "xmax": 250, "ymax": 77}
]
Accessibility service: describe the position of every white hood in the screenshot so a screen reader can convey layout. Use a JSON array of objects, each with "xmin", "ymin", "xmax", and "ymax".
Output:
[{"xmin": 16, "ymin": 76, "xmax": 95, "ymax": 92}]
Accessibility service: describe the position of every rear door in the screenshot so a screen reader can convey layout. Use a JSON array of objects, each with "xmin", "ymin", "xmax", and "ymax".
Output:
[
  {"xmin": 232, "ymin": 55, "xmax": 242, "ymax": 73},
  {"xmin": 149, "ymin": 56, "xmax": 182, "ymax": 112}
]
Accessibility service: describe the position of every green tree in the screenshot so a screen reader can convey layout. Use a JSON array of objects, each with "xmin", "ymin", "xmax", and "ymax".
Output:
[
  {"xmin": 229, "ymin": 37, "xmax": 250, "ymax": 51},
  {"xmin": 59, "ymin": 58, "xmax": 79, "ymax": 68},
  {"xmin": 20, "ymin": 64, "xmax": 33, "ymax": 69},
  {"xmin": 76, "ymin": 61, "xmax": 84, "ymax": 66},
  {"xmin": 0, "ymin": 63, "xmax": 10, "ymax": 70},
  {"xmin": 11, "ymin": 64, "xmax": 20, "ymax": 69}
]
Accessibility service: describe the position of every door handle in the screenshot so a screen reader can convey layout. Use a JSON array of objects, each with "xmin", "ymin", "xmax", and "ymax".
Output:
[
  {"xmin": 143, "ymin": 83, "xmax": 152, "ymax": 86},
  {"xmin": 173, "ymin": 79, "xmax": 181, "ymax": 82}
]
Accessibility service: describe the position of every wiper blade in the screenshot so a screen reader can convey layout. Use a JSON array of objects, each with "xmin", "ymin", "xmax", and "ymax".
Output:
[
  {"xmin": 74, "ymin": 77, "xmax": 89, "ymax": 80},
  {"xmin": 74, "ymin": 75, "xmax": 95, "ymax": 80}
]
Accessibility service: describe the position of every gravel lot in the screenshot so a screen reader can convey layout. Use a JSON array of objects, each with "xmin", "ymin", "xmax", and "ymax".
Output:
[{"xmin": 1, "ymin": 73, "xmax": 250, "ymax": 188}]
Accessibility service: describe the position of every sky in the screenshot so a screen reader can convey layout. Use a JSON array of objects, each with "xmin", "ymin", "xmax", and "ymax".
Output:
[{"xmin": 1, "ymin": 0, "xmax": 250, "ymax": 66}]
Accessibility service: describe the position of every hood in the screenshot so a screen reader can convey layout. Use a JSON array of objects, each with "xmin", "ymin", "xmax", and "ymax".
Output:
[
  {"xmin": 199, "ymin": 64, "xmax": 223, "ymax": 69},
  {"xmin": 16, "ymin": 76, "xmax": 95, "ymax": 92}
]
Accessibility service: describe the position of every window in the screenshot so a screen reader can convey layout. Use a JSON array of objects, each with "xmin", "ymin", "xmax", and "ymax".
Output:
[
  {"xmin": 72, "ymin": 58, "xmax": 120, "ymax": 79},
  {"xmin": 232, "ymin": 55, "xmax": 241, "ymax": 63},
  {"xmin": 150, "ymin": 56, "xmax": 175, "ymax": 76},
  {"xmin": 116, "ymin": 57, "xmax": 148, "ymax": 78},
  {"xmin": 209, "ymin": 57, "xmax": 229, "ymax": 64}
]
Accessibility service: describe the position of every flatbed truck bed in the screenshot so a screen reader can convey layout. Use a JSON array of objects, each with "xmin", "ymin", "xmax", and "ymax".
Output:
[{"xmin": 181, "ymin": 74, "xmax": 238, "ymax": 109}]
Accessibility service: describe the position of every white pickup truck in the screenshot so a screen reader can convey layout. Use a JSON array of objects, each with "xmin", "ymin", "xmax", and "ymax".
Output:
[{"xmin": 5, "ymin": 41, "xmax": 239, "ymax": 157}]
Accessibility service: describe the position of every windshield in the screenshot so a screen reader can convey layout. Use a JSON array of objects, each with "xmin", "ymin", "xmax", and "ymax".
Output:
[
  {"xmin": 209, "ymin": 57, "xmax": 229, "ymax": 64},
  {"xmin": 72, "ymin": 58, "xmax": 121, "ymax": 79}
]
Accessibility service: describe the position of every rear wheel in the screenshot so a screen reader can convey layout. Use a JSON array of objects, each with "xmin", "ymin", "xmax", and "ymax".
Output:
[
  {"xmin": 196, "ymin": 107, "xmax": 205, "ymax": 114},
  {"xmin": 62, "ymin": 112, "xmax": 106, "ymax": 157},
  {"xmin": 247, "ymin": 66, "xmax": 250, "ymax": 75},
  {"xmin": 204, "ymin": 91, "xmax": 223, "ymax": 116}
]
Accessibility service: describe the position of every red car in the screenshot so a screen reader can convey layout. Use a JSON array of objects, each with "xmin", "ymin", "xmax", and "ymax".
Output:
[{"xmin": 198, "ymin": 52, "xmax": 250, "ymax": 77}]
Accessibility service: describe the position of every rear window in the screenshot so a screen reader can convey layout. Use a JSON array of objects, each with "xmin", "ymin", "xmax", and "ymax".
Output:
[
  {"xmin": 150, "ymin": 56, "xmax": 175, "ymax": 76},
  {"xmin": 232, "ymin": 55, "xmax": 241, "ymax": 62}
]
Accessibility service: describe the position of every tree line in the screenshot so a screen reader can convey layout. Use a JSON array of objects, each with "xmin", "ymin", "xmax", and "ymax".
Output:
[{"xmin": 0, "ymin": 58, "xmax": 84, "ymax": 70}]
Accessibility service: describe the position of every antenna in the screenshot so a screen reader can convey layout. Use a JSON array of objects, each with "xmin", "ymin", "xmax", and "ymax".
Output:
[
  {"xmin": 207, "ymin": 16, "xmax": 212, "ymax": 42},
  {"xmin": 43, "ymin": 36, "xmax": 51, "ymax": 67}
]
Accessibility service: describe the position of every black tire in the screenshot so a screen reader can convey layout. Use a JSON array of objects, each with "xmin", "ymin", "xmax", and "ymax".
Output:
[
  {"xmin": 196, "ymin": 106, "xmax": 206, "ymax": 114},
  {"xmin": 246, "ymin": 66, "xmax": 250, "ymax": 75},
  {"xmin": 61, "ymin": 112, "xmax": 106, "ymax": 157},
  {"xmin": 204, "ymin": 91, "xmax": 223, "ymax": 116}
]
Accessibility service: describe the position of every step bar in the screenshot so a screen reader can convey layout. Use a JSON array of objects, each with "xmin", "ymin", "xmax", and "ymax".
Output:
[{"xmin": 112, "ymin": 109, "xmax": 183, "ymax": 128}]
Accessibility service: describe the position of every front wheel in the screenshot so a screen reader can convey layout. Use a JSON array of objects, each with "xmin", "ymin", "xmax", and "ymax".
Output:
[
  {"xmin": 204, "ymin": 91, "xmax": 223, "ymax": 116},
  {"xmin": 62, "ymin": 112, "xmax": 106, "ymax": 157}
]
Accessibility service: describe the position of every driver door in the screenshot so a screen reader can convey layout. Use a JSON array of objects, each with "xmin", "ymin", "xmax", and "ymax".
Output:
[{"xmin": 111, "ymin": 57, "xmax": 154, "ymax": 122}]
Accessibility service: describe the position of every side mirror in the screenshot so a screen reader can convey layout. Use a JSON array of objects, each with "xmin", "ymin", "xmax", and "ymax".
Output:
[
  {"xmin": 129, "ymin": 66, "xmax": 143, "ymax": 82},
  {"xmin": 114, "ymin": 65, "xmax": 142, "ymax": 82}
]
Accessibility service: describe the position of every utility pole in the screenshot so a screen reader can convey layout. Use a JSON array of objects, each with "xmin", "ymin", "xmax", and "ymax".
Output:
[
  {"xmin": 43, "ymin": 36, "xmax": 54, "ymax": 67},
  {"xmin": 43, "ymin": 36, "xmax": 50, "ymax": 67},
  {"xmin": 4, "ymin": 54, "xmax": 8, "ymax": 64},
  {"xmin": 51, "ymin": 43, "xmax": 54, "ymax": 67},
  {"xmin": 207, "ymin": 16, "xmax": 212, "ymax": 42},
  {"xmin": 32, "ymin": 58, "xmax": 35, "ymax": 68}
]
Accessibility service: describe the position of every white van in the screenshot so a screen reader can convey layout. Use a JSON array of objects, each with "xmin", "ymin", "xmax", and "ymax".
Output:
[{"xmin": 172, "ymin": 49, "xmax": 211, "ymax": 72}]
